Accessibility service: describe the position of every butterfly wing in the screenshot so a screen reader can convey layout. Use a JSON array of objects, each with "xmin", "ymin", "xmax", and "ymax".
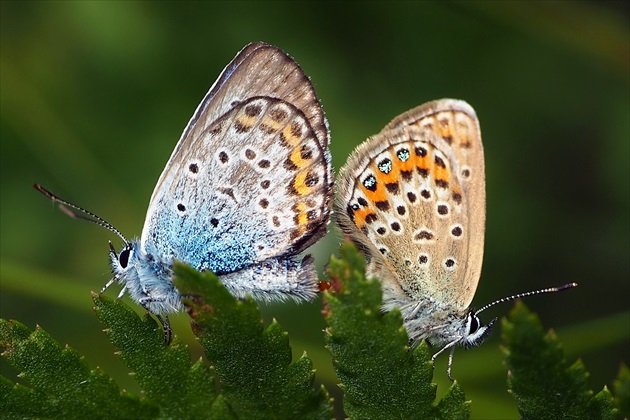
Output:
[
  {"xmin": 335, "ymin": 99, "xmax": 484, "ymax": 311},
  {"xmin": 141, "ymin": 43, "xmax": 332, "ymax": 283},
  {"xmin": 160, "ymin": 43, "xmax": 329, "ymax": 170}
]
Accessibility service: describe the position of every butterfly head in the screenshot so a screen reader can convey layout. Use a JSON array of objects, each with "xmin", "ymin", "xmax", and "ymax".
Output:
[
  {"xmin": 109, "ymin": 240, "xmax": 136, "ymax": 274},
  {"xmin": 461, "ymin": 310, "xmax": 496, "ymax": 350}
]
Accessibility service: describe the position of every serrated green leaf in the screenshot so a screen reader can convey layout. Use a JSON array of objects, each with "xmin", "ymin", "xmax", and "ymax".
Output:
[
  {"xmin": 173, "ymin": 263, "xmax": 333, "ymax": 420},
  {"xmin": 93, "ymin": 293, "xmax": 233, "ymax": 419},
  {"xmin": 0, "ymin": 318, "xmax": 153, "ymax": 419},
  {"xmin": 614, "ymin": 364, "xmax": 629, "ymax": 419},
  {"xmin": 502, "ymin": 301, "xmax": 616, "ymax": 420},
  {"xmin": 588, "ymin": 386, "xmax": 616, "ymax": 420},
  {"xmin": 323, "ymin": 243, "xmax": 469, "ymax": 419},
  {"xmin": 0, "ymin": 375, "xmax": 49, "ymax": 418}
]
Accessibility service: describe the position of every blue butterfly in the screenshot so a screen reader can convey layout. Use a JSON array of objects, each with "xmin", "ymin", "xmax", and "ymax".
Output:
[{"xmin": 35, "ymin": 42, "xmax": 333, "ymax": 343}]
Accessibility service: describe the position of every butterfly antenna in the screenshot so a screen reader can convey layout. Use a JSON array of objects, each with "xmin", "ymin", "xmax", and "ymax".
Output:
[
  {"xmin": 475, "ymin": 283, "xmax": 578, "ymax": 315},
  {"xmin": 34, "ymin": 184, "xmax": 129, "ymax": 246}
]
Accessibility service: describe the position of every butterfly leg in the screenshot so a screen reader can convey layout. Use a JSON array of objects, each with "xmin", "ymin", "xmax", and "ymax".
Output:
[
  {"xmin": 446, "ymin": 347, "xmax": 457, "ymax": 381},
  {"xmin": 116, "ymin": 285, "xmax": 127, "ymax": 299},
  {"xmin": 100, "ymin": 276, "xmax": 118, "ymax": 294},
  {"xmin": 155, "ymin": 313, "xmax": 172, "ymax": 345},
  {"xmin": 431, "ymin": 338, "xmax": 461, "ymax": 381},
  {"xmin": 139, "ymin": 297, "xmax": 173, "ymax": 345}
]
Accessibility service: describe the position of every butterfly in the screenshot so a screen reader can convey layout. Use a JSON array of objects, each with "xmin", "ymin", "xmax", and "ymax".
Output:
[
  {"xmin": 334, "ymin": 99, "xmax": 576, "ymax": 379},
  {"xmin": 35, "ymin": 42, "xmax": 333, "ymax": 343}
]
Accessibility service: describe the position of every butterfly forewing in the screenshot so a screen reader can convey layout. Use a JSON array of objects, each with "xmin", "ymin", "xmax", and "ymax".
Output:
[
  {"xmin": 141, "ymin": 43, "xmax": 332, "ymax": 275},
  {"xmin": 336, "ymin": 99, "xmax": 484, "ymax": 311}
]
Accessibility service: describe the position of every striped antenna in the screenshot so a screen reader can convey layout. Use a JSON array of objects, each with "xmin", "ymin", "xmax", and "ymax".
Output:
[
  {"xmin": 34, "ymin": 184, "xmax": 129, "ymax": 246},
  {"xmin": 475, "ymin": 283, "xmax": 578, "ymax": 315}
]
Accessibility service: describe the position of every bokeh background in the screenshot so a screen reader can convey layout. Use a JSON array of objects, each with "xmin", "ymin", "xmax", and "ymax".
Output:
[{"xmin": 1, "ymin": 2, "xmax": 628, "ymax": 418}]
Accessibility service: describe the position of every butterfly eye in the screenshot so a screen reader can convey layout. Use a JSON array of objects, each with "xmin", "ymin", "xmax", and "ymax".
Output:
[
  {"xmin": 119, "ymin": 247, "xmax": 131, "ymax": 268},
  {"xmin": 462, "ymin": 314, "xmax": 494, "ymax": 350}
]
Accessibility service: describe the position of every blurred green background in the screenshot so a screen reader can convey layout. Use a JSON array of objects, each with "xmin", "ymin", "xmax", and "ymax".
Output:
[{"xmin": 1, "ymin": 2, "xmax": 628, "ymax": 418}]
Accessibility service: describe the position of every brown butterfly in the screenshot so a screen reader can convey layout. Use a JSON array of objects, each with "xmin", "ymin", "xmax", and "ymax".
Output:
[{"xmin": 334, "ymin": 99, "xmax": 576, "ymax": 379}]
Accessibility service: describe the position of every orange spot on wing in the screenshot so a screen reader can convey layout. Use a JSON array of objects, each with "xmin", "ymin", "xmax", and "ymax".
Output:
[
  {"xmin": 455, "ymin": 119, "xmax": 473, "ymax": 148},
  {"xmin": 282, "ymin": 124, "xmax": 301, "ymax": 147},
  {"xmin": 293, "ymin": 202, "xmax": 309, "ymax": 225},
  {"xmin": 353, "ymin": 207, "xmax": 374, "ymax": 229},
  {"xmin": 371, "ymin": 162, "xmax": 399, "ymax": 185},
  {"xmin": 434, "ymin": 165, "xmax": 450, "ymax": 184},
  {"xmin": 293, "ymin": 170, "xmax": 313, "ymax": 196},
  {"xmin": 439, "ymin": 124, "xmax": 453, "ymax": 141},
  {"xmin": 398, "ymin": 150, "xmax": 414, "ymax": 173},
  {"xmin": 290, "ymin": 202, "xmax": 309, "ymax": 238},
  {"xmin": 291, "ymin": 226, "xmax": 306, "ymax": 240},
  {"xmin": 358, "ymin": 162, "xmax": 399, "ymax": 205},
  {"xmin": 415, "ymin": 152, "xmax": 430, "ymax": 172},
  {"xmin": 236, "ymin": 115, "xmax": 256, "ymax": 129},
  {"xmin": 361, "ymin": 178, "xmax": 388, "ymax": 204},
  {"xmin": 296, "ymin": 212, "xmax": 308, "ymax": 225},
  {"xmin": 261, "ymin": 115, "xmax": 283, "ymax": 132},
  {"xmin": 289, "ymin": 147, "xmax": 309, "ymax": 170}
]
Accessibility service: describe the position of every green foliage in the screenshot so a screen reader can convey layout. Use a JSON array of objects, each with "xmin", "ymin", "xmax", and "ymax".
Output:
[
  {"xmin": 1, "ymin": 251, "xmax": 627, "ymax": 419},
  {"xmin": 613, "ymin": 364, "xmax": 629, "ymax": 419},
  {"xmin": 502, "ymin": 301, "xmax": 616, "ymax": 419},
  {"xmin": 1, "ymin": 265, "xmax": 332, "ymax": 419},
  {"xmin": 0, "ymin": 318, "xmax": 154, "ymax": 419},
  {"xmin": 323, "ymin": 243, "xmax": 469, "ymax": 419},
  {"xmin": 92, "ymin": 293, "xmax": 233, "ymax": 419},
  {"xmin": 173, "ymin": 263, "xmax": 334, "ymax": 420}
]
